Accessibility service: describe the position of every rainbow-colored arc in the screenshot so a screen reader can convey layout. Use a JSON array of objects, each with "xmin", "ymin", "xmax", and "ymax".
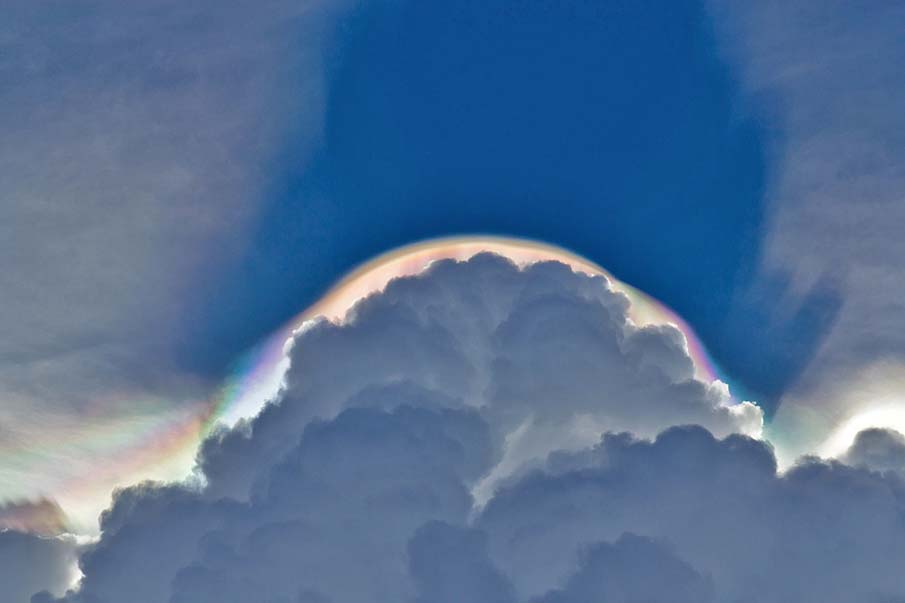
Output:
[
  {"xmin": 207, "ymin": 236, "xmax": 725, "ymax": 428},
  {"xmin": 1, "ymin": 236, "xmax": 729, "ymax": 534}
]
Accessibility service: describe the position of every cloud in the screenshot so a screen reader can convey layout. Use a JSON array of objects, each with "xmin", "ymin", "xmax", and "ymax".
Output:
[
  {"xmin": 480, "ymin": 427, "xmax": 905, "ymax": 602},
  {"xmin": 0, "ymin": 0, "xmax": 345, "ymax": 512},
  {"xmin": 23, "ymin": 254, "xmax": 905, "ymax": 602},
  {"xmin": 197, "ymin": 255, "xmax": 760, "ymax": 501},
  {"xmin": 709, "ymin": 0, "xmax": 905, "ymax": 453},
  {"xmin": 0, "ymin": 499, "xmax": 71, "ymax": 537},
  {"xmin": 0, "ymin": 530, "xmax": 77, "ymax": 602},
  {"xmin": 408, "ymin": 521, "xmax": 517, "ymax": 603},
  {"xmin": 45, "ymin": 422, "xmax": 905, "ymax": 602},
  {"xmin": 534, "ymin": 533, "xmax": 715, "ymax": 603},
  {"xmin": 59, "ymin": 405, "xmax": 487, "ymax": 603},
  {"xmin": 843, "ymin": 428, "xmax": 905, "ymax": 474},
  {"xmin": 24, "ymin": 254, "xmax": 765, "ymax": 602}
]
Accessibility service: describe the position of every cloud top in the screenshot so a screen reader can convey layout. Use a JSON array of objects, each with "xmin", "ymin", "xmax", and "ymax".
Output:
[{"xmin": 9, "ymin": 253, "xmax": 900, "ymax": 602}]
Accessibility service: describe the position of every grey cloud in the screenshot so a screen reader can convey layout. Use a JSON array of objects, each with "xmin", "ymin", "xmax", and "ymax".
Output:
[
  {"xmin": 844, "ymin": 428, "xmax": 905, "ymax": 474},
  {"xmin": 0, "ymin": 0, "xmax": 320, "ymax": 394},
  {"xmin": 63, "ymin": 404, "xmax": 490, "ymax": 603},
  {"xmin": 73, "ymin": 484, "xmax": 233, "ymax": 603},
  {"xmin": 49, "ymin": 424, "xmax": 905, "ymax": 603},
  {"xmin": 408, "ymin": 522, "xmax": 517, "ymax": 603},
  {"xmin": 480, "ymin": 426, "xmax": 905, "ymax": 603},
  {"xmin": 0, "ymin": 530, "xmax": 77, "ymax": 602},
  {"xmin": 622, "ymin": 324, "xmax": 696, "ymax": 384},
  {"xmin": 0, "ymin": 499, "xmax": 70, "ymax": 536},
  {"xmin": 710, "ymin": 0, "xmax": 905, "ymax": 454},
  {"xmin": 185, "ymin": 405, "xmax": 489, "ymax": 602},
  {"xmin": 35, "ymin": 255, "xmax": 763, "ymax": 603},
  {"xmin": 0, "ymin": 0, "xmax": 345, "ymax": 507},
  {"xmin": 198, "ymin": 255, "xmax": 760, "ymax": 501},
  {"xmin": 535, "ymin": 533, "xmax": 714, "ymax": 603}
]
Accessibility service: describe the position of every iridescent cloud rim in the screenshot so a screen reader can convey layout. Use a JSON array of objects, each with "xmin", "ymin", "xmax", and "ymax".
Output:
[
  {"xmin": 209, "ymin": 236, "xmax": 727, "ymax": 427},
  {"xmin": 1, "ymin": 236, "xmax": 731, "ymax": 534}
]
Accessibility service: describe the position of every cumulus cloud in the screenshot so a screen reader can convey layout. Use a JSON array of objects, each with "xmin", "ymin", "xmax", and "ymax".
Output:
[
  {"xmin": 198, "ymin": 255, "xmax": 760, "ymax": 501},
  {"xmin": 18, "ymin": 255, "xmax": 905, "ymax": 602},
  {"xmin": 408, "ymin": 521, "xmax": 517, "ymax": 603},
  {"xmin": 52, "ymin": 404, "xmax": 486, "ymax": 603},
  {"xmin": 844, "ymin": 428, "xmax": 905, "ymax": 474},
  {"xmin": 481, "ymin": 427, "xmax": 905, "ymax": 602},
  {"xmin": 535, "ymin": 533, "xmax": 715, "ymax": 603}
]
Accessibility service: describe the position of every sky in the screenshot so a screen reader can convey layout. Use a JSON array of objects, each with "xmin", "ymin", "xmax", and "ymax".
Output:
[{"xmin": 2, "ymin": 1, "xmax": 905, "ymax": 601}]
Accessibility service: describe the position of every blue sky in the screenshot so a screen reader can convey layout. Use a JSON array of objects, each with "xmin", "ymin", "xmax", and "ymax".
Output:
[{"xmin": 180, "ymin": 0, "xmax": 834, "ymax": 408}]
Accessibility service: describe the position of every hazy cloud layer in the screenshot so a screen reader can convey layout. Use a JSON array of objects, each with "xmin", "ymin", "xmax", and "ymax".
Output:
[
  {"xmin": 6, "ymin": 256, "xmax": 902, "ymax": 602},
  {"xmin": 0, "ymin": 0, "xmax": 341, "ymax": 505},
  {"xmin": 0, "ymin": 499, "xmax": 70, "ymax": 536},
  {"xmin": 710, "ymin": 0, "xmax": 905, "ymax": 453}
]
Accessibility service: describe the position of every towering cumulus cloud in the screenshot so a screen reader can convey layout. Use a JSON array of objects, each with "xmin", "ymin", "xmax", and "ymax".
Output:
[{"xmin": 14, "ymin": 253, "xmax": 905, "ymax": 602}]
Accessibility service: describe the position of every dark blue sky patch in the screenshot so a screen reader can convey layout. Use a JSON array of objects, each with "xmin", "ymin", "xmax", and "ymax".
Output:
[{"xmin": 181, "ymin": 0, "xmax": 837, "ymax": 412}]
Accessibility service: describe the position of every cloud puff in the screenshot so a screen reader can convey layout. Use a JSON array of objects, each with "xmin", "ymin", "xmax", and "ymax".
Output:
[
  {"xmin": 53, "ymin": 404, "xmax": 486, "ymax": 603},
  {"xmin": 0, "ymin": 499, "xmax": 70, "ymax": 537},
  {"xmin": 844, "ymin": 428, "xmax": 905, "ymax": 474},
  {"xmin": 408, "ymin": 521, "xmax": 517, "ymax": 603},
  {"xmin": 198, "ymin": 255, "xmax": 761, "ymax": 501},
  {"xmin": 480, "ymin": 426, "xmax": 905, "ymax": 602},
  {"xmin": 35, "ymin": 255, "xmax": 905, "ymax": 603},
  {"xmin": 535, "ymin": 533, "xmax": 715, "ymax": 603}
]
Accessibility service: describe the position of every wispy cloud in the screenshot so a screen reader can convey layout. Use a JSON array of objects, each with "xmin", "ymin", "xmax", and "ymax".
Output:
[
  {"xmin": 0, "ymin": 0, "xmax": 342, "ymax": 510},
  {"xmin": 710, "ymin": 0, "xmax": 905, "ymax": 454}
]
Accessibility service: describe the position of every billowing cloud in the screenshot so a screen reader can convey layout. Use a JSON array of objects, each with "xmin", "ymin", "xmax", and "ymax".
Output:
[
  {"xmin": 16, "ymin": 255, "xmax": 754, "ymax": 602},
  {"xmin": 15, "ymin": 255, "xmax": 905, "ymax": 602},
  {"xmin": 534, "ymin": 533, "xmax": 715, "ymax": 603},
  {"xmin": 408, "ymin": 521, "xmax": 517, "ymax": 603},
  {"xmin": 480, "ymin": 426, "xmax": 905, "ymax": 602},
  {"xmin": 844, "ymin": 428, "xmax": 905, "ymax": 474},
  {"xmin": 197, "ymin": 255, "xmax": 760, "ymax": 501}
]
